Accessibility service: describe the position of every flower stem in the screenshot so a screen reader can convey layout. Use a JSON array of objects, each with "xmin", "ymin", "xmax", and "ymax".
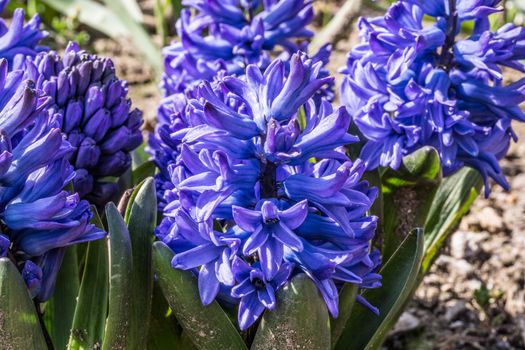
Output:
[{"xmin": 440, "ymin": 0, "xmax": 458, "ymax": 70}]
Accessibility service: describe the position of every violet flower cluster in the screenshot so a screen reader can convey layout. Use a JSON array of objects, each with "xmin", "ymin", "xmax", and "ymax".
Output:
[
  {"xmin": 25, "ymin": 42, "xmax": 144, "ymax": 206},
  {"xmin": 155, "ymin": 53, "xmax": 381, "ymax": 330},
  {"xmin": 0, "ymin": 59, "xmax": 105, "ymax": 301},
  {"xmin": 341, "ymin": 0, "xmax": 525, "ymax": 196},
  {"xmin": 161, "ymin": 0, "xmax": 315, "ymax": 100},
  {"xmin": 0, "ymin": 1, "xmax": 142, "ymax": 300},
  {"xmin": 0, "ymin": 0, "xmax": 47, "ymax": 69},
  {"xmin": 152, "ymin": 0, "xmax": 333, "ymax": 209}
]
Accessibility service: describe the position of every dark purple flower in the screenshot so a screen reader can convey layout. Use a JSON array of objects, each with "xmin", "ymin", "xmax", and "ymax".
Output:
[
  {"xmin": 24, "ymin": 42, "xmax": 143, "ymax": 206},
  {"xmin": 0, "ymin": 58, "xmax": 105, "ymax": 301},
  {"xmin": 340, "ymin": 0, "xmax": 525, "ymax": 196},
  {"xmin": 155, "ymin": 53, "xmax": 381, "ymax": 328}
]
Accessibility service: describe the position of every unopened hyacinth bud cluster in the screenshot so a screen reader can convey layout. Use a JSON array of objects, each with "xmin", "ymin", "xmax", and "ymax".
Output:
[
  {"xmin": 0, "ymin": 0, "xmax": 47, "ymax": 69},
  {"xmin": 341, "ymin": 0, "xmax": 525, "ymax": 196},
  {"xmin": 0, "ymin": 59, "xmax": 105, "ymax": 301},
  {"xmin": 26, "ymin": 43, "xmax": 143, "ymax": 206},
  {"xmin": 155, "ymin": 53, "xmax": 381, "ymax": 330}
]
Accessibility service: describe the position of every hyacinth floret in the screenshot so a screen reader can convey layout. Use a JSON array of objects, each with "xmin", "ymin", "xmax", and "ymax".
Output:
[
  {"xmin": 156, "ymin": 53, "xmax": 381, "ymax": 330},
  {"xmin": 0, "ymin": 59, "xmax": 104, "ymax": 301},
  {"xmin": 25, "ymin": 42, "xmax": 143, "ymax": 206},
  {"xmin": 0, "ymin": 0, "xmax": 47, "ymax": 69},
  {"xmin": 340, "ymin": 0, "xmax": 525, "ymax": 196}
]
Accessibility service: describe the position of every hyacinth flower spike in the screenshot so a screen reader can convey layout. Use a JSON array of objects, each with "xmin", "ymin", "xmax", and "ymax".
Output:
[
  {"xmin": 340, "ymin": 0, "xmax": 525, "ymax": 196},
  {"xmin": 0, "ymin": 58, "xmax": 104, "ymax": 300},
  {"xmin": 154, "ymin": 52, "xmax": 381, "ymax": 329}
]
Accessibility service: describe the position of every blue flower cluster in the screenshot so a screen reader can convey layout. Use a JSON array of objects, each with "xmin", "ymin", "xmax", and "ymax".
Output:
[
  {"xmin": 340, "ymin": 0, "xmax": 525, "ymax": 196},
  {"xmin": 161, "ymin": 0, "xmax": 315, "ymax": 99},
  {"xmin": 151, "ymin": 0, "xmax": 333, "ymax": 209},
  {"xmin": 0, "ymin": 0, "xmax": 47, "ymax": 68},
  {"xmin": 0, "ymin": 2, "xmax": 142, "ymax": 300},
  {"xmin": 155, "ymin": 53, "xmax": 381, "ymax": 330},
  {"xmin": 0, "ymin": 59, "xmax": 105, "ymax": 301},
  {"xmin": 25, "ymin": 42, "xmax": 143, "ymax": 206}
]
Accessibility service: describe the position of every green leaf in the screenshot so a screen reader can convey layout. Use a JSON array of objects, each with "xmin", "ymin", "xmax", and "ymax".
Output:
[
  {"xmin": 334, "ymin": 229, "xmax": 424, "ymax": 350},
  {"xmin": 132, "ymin": 161, "xmax": 156, "ymax": 187},
  {"xmin": 153, "ymin": 241, "xmax": 247, "ymax": 350},
  {"xmin": 381, "ymin": 147, "xmax": 441, "ymax": 260},
  {"xmin": 41, "ymin": 0, "xmax": 130, "ymax": 38},
  {"xmin": 147, "ymin": 281, "xmax": 184, "ymax": 350},
  {"xmin": 102, "ymin": 0, "xmax": 162, "ymax": 74},
  {"xmin": 125, "ymin": 178, "xmax": 157, "ymax": 349},
  {"xmin": 102, "ymin": 203, "xmax": 134, "ymax": 350},
  {"xmin": 0, "ymin": 258, "xmax": 47, "ymax": 349},
  {"xmin": 251, "ymin": 274, "xmax": 331, "ymax": 350},
  {"xmin": 44, "ymin": 247, "xmax": 80, "ymax": 350},
  {"xmin": 131, "ymin": 143, "xmax": 150, "ymax": 170},
  {"xmin": 423, "ymin": 167, "xmax": 482, "ymax": 272},
  {"xmin": 330, "ymin": 283, "xmax": 358, "ymax": 348},
  {"xmin": 68, "ymin": 211, "xmax": 108, "ymax": 350},
  {"xmin": 41, "ymin": 0, "xmax": 162, "ymax": 73}
]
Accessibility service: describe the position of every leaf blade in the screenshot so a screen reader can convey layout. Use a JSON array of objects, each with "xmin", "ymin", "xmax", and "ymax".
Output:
[
  {"xmin": 0, "ymin": 258, "xmax": 47, "ymax": 349},
  {"xmin": 251, "ymin": 274, "xmax": 331, "ymax": 350},
  {"xmin": 68, "ymin": 210, "xmax": 108, "ymax": 350},
  {"xmin": 334, "ymin": 229, "xmax": 425, "ymax": 350},
  {"xmin": 153, "ymin": 241, "xmax": 247, "ymax": 350},
  {"xmin": 126, "ymin": 178, "xmax": 157, "ymax": 349},
  {"xmin": 102, "ymin": 203, "xmax": 134, "ymax": 350}
]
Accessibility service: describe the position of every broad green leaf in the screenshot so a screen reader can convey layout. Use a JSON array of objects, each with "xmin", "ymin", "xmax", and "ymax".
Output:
[
  {"xmin": 120, "ymin": 0, "xmax": 144, "ymax": 22},
  {"xmin": 41, "ymin": 0, "xmax": 162, "ymax": 73},
  {"xmin": 251, "ymin": 274, "xmax": 331, "ymax": 350},
  {"xmin": 44, "ymin": 247, "xmax": 79, "ymax": 350},
  {"xmin": 102, "ymin": 203, "xmax": 133, "ymax": 350},
  {"xmin": 102, "ymin": 0, "xmax": 162, "ymax": 74},
  {"xmin": 0, "ymin": 258, "xmax": 47, "ymax": 349},
  {"xmin": 147, "ymin": 281, "xmax": 184, "ymax": 350},
  {"xmin": 68, "ymin": 211, "xmax": 108, "ymax": 350},
  {"xmin": 126, "ymin": 178, "xmax": 157, "ymax": 349},
  {"xmin": 381, "ymin": 147, "xmax": 441, "ymax": 260},
  {"xmin": 330, "ymin": 283, "xmax": 358, "ymax": 348},
  {"xmin": 423, "ymin": 167, "xmax": 482, "ymax": 272},
  {"xmin": 132, "ymin": 161, "xmax": 156, "ymax": 187},
  {"xmin": 334, "ymin": 229, "xmax": 424, "ymax": 350},
  {"xmin": 41, "ymin": 0, "xmax": 130, "ymax": 37},
  {"xmin": 131, "ymin": 143, "xmax": 150, "ymax": 170},
  {"xmin": 153, "ymin": 241, "xmax": 247, "ymax": 350}
]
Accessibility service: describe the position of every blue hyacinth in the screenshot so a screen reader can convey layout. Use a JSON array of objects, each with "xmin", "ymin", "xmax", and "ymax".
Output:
[
  {"xmin": 151, "ymin": 0, "xmax": 334, "ymax": 210},
  {"xmin": 161, "ymin": 0, "xmax": 315, "ymax": 99},
  {"xmin": 340, "ymin": 0, "xmax": 525, "ymax": 196},
  {"xmin": 0, "ymin": 59, "xmax": 105, "ymax": 301},
  {"xmin": 155, "ymin": 53, "xmax": 381, "ymax": 330},
  {"xmin": 0, "ymin": 0, "xmax": 47, "ymax": 69}
]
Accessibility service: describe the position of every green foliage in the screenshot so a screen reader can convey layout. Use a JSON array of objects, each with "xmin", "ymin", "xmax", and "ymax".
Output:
[
  {"xmin": 68, "ymin": 209, "xmax": 108, "ymax": 350},
  {"xmin": 0, "ymin": 258, "xmax": 47, "ymax": 349},
  {"xmin": 152, "ymin": 241, "xmax": 248, "ymax": 350},
  {"xmin": 43, "ymin": 247, "xmax": 80, "ymax": 350},
  {"xmin": 334, "ymin": 229, "xmax": 424, "ymax": 350},
  {"xmin": 381, "ymin": 147, "xmax": 442, "ymax": 261},
  {"xmin": 126, "ymin": 178, "xmax": 157, "ymax": 349},
  {"xmin": 423, "ymin": 168, "xmax": 483, "ymax": 272},
  {"xmin": 251, "ymin": 274, "xmax": 331, "ymax": 350},
  {"xmin": 40, "ymin": 0, "xmax": 162, "ymax": 73}
]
